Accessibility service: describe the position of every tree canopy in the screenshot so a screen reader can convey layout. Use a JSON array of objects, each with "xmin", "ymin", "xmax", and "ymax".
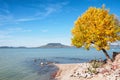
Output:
[{"xmin": 72, "ymin": 7, "xmax": 120, "ymax": 51}]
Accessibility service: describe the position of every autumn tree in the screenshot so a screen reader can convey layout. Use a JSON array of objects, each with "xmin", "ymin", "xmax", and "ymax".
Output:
[{"xmin": 71, "ymin": 6, "xmax": 120, "ymax": 61}]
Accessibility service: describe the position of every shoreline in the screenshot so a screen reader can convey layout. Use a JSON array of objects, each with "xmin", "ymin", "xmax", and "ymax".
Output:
[
  {"xmin": 32, "ymin": 52, "xmax": 120, "ymax": 80},
  {"xmin": 50, "ymin": 63, "xmax": 79, "ymax": 80},
  {"xmin": 54, "ymin": 63, "xmax": 90, "ymax": 80},
  {"xmin": 53, "ymin": 60, "xmax": 120, "ymax": 80}
]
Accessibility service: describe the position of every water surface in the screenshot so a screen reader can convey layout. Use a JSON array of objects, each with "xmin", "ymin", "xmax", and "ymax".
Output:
[{"xmin": 0, "ymin": 48, "xmax": 119, "ymax": 80}]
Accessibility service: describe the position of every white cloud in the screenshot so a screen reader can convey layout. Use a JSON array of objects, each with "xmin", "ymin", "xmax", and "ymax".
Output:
[
  {"xmin": 0, "ymin": 27, "xmax": 33, "ymax": 46},
  {"xmin": 42, "ymin": 2, "xmax": 69, "ymax": 17},
  {"xmin": 44, "ymin": 7, "xmax": 57, "ymax": 16},
  {"xmin": 0, "ymin": 33, "xmax": 71, "ymax": 47},
  {"xmin": 0, "ymin": 8, "xmax": 10, "ymax": 14},
  {"xmin": 0, "ymin": 2, "xmax": 14, "ymax": 25},
  {"xmin": 0, "ymin": 32, "xmax": 12, "ymax": 40},
  {"xmin": 16, "ymin": 2, "xmax": 68, "ymax": 22},
  {"xmin": 0, "ymin": 1, "xmax": 69, "ymax": 24},
  {"xmin": 41, "ymin": 29, "xmax": 48, "ymax": 33},
  {"xmin": 0, "ymin": 27, "xmax": 32, "ymax": 39},
  {"xmin": 6, "ymin": 27, "xmax": 32, "ymax": 33},
  {"xmin": 16, "ymin": 18, "xmax": 36, "ymax": 22},
  {"xmin": 0, "ymin": 35, "xmax": 11, "ymax": 39},
  {"xmin": 23, "ymin": 29, "xmax": 32, "ymax": 32}
]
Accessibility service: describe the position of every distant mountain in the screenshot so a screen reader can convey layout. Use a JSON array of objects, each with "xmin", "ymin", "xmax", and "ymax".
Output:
[
  {"xmin": 0, "ymin": 46, "xmax": 27, "ymax": 48},
  {"xmin": 1, "ymin": 43, "xmax": 119, "ymax": 49},
  {"xmin": 39, "ymin": 43, "xmax": 72, "ymax": 48},
  {"xmin": 0, "ymin": 46, "xmax": 13, "ymax": 48},
  {"xmin": 0, "ymin": 43, "xmax": 74, "ymax": 48}
]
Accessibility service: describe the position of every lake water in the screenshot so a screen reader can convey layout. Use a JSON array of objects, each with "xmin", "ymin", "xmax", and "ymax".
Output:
[{"xmin": 0, "ymin": 48, "xmax": 120, "ymax": 80}]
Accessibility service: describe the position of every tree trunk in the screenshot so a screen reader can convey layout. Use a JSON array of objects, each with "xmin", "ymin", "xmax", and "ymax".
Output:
[{"xmin": 102, "ymin": 48, "xmax": 112, "ymax": 62}]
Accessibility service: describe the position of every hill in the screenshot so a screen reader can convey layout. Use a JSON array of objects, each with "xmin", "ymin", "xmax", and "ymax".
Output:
[{"xmin": 39, "ymin": 43, "xmax": 72, "ymax": 48}]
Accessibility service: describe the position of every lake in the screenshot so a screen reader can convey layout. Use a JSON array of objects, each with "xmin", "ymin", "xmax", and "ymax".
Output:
[{"xmin": 0, "ymin": 48, "xmax": 119, "ymax": 80}]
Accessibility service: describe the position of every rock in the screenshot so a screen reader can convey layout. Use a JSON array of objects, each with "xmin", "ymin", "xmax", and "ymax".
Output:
[
  {"xmin": 113, "ymin": 52, "xmax": 120, "ymax": 73},
  {"xmin": 114, "ymin": 69, "xmax": 120, "ymax": 77},
  {"xmin": 113, "ymin": 52, "xmax": 120, "ymax": 62},
  {"xmin": 70, "ymin": 75, "xmax": 74, "ymax": 77},
  {"xmin": 109, "ymin": 75, "xmax": 116, "ymax": 80},
  {"xmin": 77, "ymin": 73, "xmax": 80, "ymax": 75},
  {"xmin": 40, "ymin": 62, "xmax": 44, "ymax": 66},
  {"xmin": 98, "ymin": 68, "xmax": 105, "ymax": 73},
  {"xmin": 86, "ymin": 73, "xmax": 93, "ymax": 78},
  {"xmin": 98, "ymin": 73, "xmax": 104, "ymax": 78},
  {"xmin": 112, "ymin": 64, "xmax": 119, "ymax": 70},
  {"xmin": 116, "ymin": 76, "xmax": 120, "ymax": 80},
  {"xmin": 81, "ymin": 73, "xmax": 87, "ymax": 78},
  {"xmin": 105, "ymin": 65, "xmax": 112, "ymax": 71}
]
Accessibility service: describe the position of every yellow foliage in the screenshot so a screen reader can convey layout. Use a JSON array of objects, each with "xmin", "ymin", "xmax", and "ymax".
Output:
[{"xmin": 71, "ymin": 6, "xmax": 120, "ymax": 51}]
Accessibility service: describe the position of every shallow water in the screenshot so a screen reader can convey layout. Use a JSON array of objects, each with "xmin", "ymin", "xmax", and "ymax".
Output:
[{"xmin": 0, "ymin": 48, "xmax": 119, "ymax": 80}]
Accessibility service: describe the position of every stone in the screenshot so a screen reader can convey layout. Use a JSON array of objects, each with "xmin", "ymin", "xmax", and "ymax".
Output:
[
  {"xmin": 113, "ymin": 52, "xmax": 120, "ymax": 61},
  {"xmin": 70, "ymin": 75, "xmax": 74, "ymax": 77},
  {"xmin": 81, "ymin": 73, "xmax": 87, "ymax": 78},
  {"xmin": 112, "ymin": 64, "xmax": 119, "ymax": 70},
  {"xmin": 116, "ymin": 76, "xmax": 120, "ymax": 80},
  {"xmin": 86, "ymin": 73, "xmax": 93, "ymax": 78},
  {"xmin": 105, "ymin": 65, "xmax": 112, "ymax": 71},
  {"xmin": 98, "ymin": 73, "xmax": 104, "ymax": 78}
]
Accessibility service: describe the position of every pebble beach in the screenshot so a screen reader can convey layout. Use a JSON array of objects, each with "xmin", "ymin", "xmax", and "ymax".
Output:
[{"xmin": 54, "ymin": 54, "xmax": 120, "ymax": 80}]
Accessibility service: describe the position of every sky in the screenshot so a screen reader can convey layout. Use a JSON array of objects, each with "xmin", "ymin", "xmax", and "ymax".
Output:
[{"xmin": 0, "ymin": 0, "xmax": 120, "ymax": 47}]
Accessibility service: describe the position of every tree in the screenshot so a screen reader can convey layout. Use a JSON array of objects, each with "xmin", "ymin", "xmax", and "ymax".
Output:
[{"xmin": 71, "ymin": 6, "xmax": 120, "ymax": 62}]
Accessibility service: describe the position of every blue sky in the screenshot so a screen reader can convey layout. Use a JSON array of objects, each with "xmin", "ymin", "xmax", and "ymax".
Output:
[{"xmin": 0, "ymin": 0, "xmax": 120, "ymax": 47}]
